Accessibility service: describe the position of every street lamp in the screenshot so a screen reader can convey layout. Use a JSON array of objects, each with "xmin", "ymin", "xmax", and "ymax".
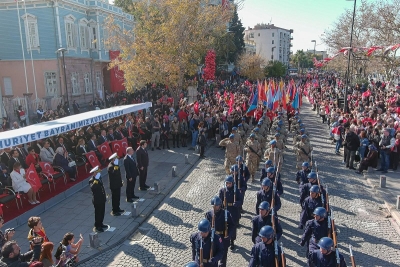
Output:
[
  {"xmin": 344, "ymin": 0, "xmax": 357, "ymax": 113},
  {"xmin": 56, "ymin": 48, "xmax": 69, "ymax": 105},
  {"xmin": 311, "ymin": 40, "xmax": 316, "ymax": 57}
]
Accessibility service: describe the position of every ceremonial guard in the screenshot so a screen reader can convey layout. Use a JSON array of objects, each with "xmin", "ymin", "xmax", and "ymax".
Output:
[
  {"xmin": 219, "ymin": 134, "xmax": 239, "ymax": 174},
  {"xmin": 190, "ymin": 219, "xmax": 224, "ymax": 267},
  {"xmin": 296, "ymin": 162, "xmax": 312, "ymax": 185},
  {"xmin": 263, "ymin": 167, "xmax": 283, "ymax": 196},
  {"xmin": 294, "ymin": 135, "xmax": 313, "ymax": 169},
  {"xmin": 299, "ymin": 185, "xmax": 323, "ymax": 229},
  {"xmin": 274, "ymin": 133, "xmax": 285, "ymax": 151},
  {"xmin": 309, "ymin": 237, "xmax": 347, "ymax": 267},
  {"xmin": 248, "ymin": 226, "xmax": 283, "ymax": 267},
  {"xmin": 205, "ymin": 196, "xmax": 235, "ymax": 267},
  {"xmin": 256, "ymin": 178, "xmax": 281, "ymax": 215},
  {"xmin": 108, "ymin": 153, "xmax": 124, "ymax": 216},
  {"xmin": 89, "ymin": 166, "xmax": 107, "ymax": 232},
  {"xmin": 300, "ymin": 207, "xmax": 329, "ymax": 259},
  {"xmin": 253, "ymin": 128, "xmax": 265, "ymax": 151},
  {"xmin": 299, "ymin": 172, "xmax": 326, "ymax": 206},
  {"xmin": 264, "ymin": 140, "xmax": 283, "ymax": 172},
  {"xmin": 245, "ymin": 134, "xmax": 262, "ymax": 182},
  {"xmin": 237, "ymin": 124, "xmax": 246, "ymax": 144},
  {"xmin": 231, "ymin": 164, "xmax": 248, "ymax": 213},
  {"xmin": 241, "ymin": 117, "xmax": 251, "ymax": 134},
  {"xmin": 251, "ymin": 201, "xmax": 282, "ymax": 244},
  {"xmin": 218, "ymin": 175, "xmax": 243, "ymax": 250},
  {"xmin": 236, "ymin": 156, "xmax": 250, "ymax": 183}
]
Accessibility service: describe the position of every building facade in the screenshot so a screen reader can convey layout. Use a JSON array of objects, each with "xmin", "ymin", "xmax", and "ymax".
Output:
[
  {"xmin": 0, "ymin": 0, "xmax": 132, "ymax": 118},
  {"xmin": 244, "ymin": 23, "xmax": 293, "ymax": 67}
]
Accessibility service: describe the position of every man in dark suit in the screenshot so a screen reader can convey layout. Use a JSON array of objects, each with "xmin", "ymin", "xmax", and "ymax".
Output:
[
  {"xmin": 124, "ymin": 147, "xmax": 139, "ymax": 202},
  {"xmin": 107, "ymin": 128, "xmax": 116, "ymax": 141},
  {"xmin": 1, "ymin": 148, "xmax": 12, "ymax": 166},
  {"xmin": 98, "ymin": 129, "xmax": 109, "ymax": 145},
  {"xmin": 136, "ymin": 140, "xmax": 150, "ymax": 191},
  {"xmin": 0, "ymin": 163, "xmax": 11, "ymax": 187},
  {"xmin": 87, "ymin": 134, "xmax": 104, "ymax": 164},
  {"xmin": 9, "ymin": 149, "xmax": 27, "ymax": 170},
  {"xmin": 114, "ymin": 125, "xmax": 123, "ymax": 140}
]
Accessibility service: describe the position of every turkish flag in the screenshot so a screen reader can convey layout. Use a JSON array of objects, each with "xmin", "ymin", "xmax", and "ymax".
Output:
[
  {"xmin": 111, "ymin": 140, "xmax": 124, "ymax": 158},
  {"xmin": 121, "ymin": 138, "xmax": 128, "ymax": 156},
  {"xmin": 26, "ymin": 164, "xmax": 42, "ymax": 192},
  {"xmin": 97, "ymin": 142, "xmax": 113, "ymax": 160},
  {"xmin": 85, "ymin": 151, "xmax": 101, "ymax": 168}
]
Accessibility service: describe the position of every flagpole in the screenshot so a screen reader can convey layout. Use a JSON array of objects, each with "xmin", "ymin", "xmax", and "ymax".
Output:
[{"xmin": 16, "ymin": 0, "xmax": 29, "ymax": 94}]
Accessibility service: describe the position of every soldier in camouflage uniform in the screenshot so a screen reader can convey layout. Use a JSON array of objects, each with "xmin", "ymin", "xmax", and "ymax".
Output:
[
  {"xmin": 245, "ymin": 133, "xmax": 262, "ymax": 182},
  {"xmin": 241, "ymin": 117, "xmax": 251, "ymax": 134},
  {"xmin": 293, "ymin": 134, "xmax": 313, "ymax": 169},
  {"xmin": 253, "ymin": 127, "xmax": 265, "ymax": 152},
  {"xmin": 264, "ymin": 140, "xmax": 283, "ymax": 172},
  {"xmin": 219, "ymin": 134, "xmax": 240, "ymax": 174},
  {"xmin": 231, "ymin": 127, "xmax": 243, "ymax": 155},
  {"xmin": 274, "ymin": 133, "xmax": 285, "ymax": 151}
]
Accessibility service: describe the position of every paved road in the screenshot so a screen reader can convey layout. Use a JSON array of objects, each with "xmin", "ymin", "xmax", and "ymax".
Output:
[{"xmin": 79, "ymin": 102, "xmax": 400, "ymax": 267}]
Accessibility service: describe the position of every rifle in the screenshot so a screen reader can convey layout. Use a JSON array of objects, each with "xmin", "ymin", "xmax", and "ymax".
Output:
[
  {"xmin": 331, "ymin": 208, "xmax": 340, "ymax": 267},
  {"xmin": 326, "ymin": 185, "xmax": 332, "ymax": 238},
  {"xmin": 315, "ymin": 161, "xmax": 325, "ymax": 207},
  {"xmin": 237, "ymin": 159, "xmax": 241, "ymax": 190},
  {"xmin": 199, "ymin": 238, "xmax": 204, "ymax": 267},
  {"xmin": 210, "ymin": 209, "xmax": 215, "ymax": 259},
  {"xmin": 271, "ymin": 157, "xmax": 280, "ymax": 266},
  {"xmin": 280, "ymin": 242, "xmax": 287, "ymax": 267},
  {"xmin": 234, "ymin": 182, "xmax": 237, "ymax": 203},
  {"xmin": 224, "ymin": 184, "xmax": 228, "ymax": 238},
  {"xmin": 349, "ymin": 244, "xmax": 356, "ymax": 267}
]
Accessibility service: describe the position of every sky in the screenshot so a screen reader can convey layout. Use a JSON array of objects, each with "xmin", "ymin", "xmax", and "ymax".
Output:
[{"xmin": 237, "ymin": 0, "xmax": 359, "ymax": 54}]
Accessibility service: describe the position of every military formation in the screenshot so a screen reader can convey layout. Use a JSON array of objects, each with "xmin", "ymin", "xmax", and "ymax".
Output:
[{"xmin": 184, "ymin": 110, "xmax": 354, "ymax": 267}]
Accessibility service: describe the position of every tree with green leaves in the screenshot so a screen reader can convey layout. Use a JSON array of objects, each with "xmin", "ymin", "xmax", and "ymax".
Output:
[
  {"xmin": 228, "ymin": 6, "xmax": 245, "ymax": 62},
  {"xmin": 264, "ymin": 60, "xmax": 286, "ymax": 78}
]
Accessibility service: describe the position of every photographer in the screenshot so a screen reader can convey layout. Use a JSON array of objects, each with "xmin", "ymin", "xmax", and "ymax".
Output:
[
  {"xmin": 0, "ymin": 237, "xmax": 42, "ymax": 266},
  {"xmin": 0, "ymin": 216, "xmax": 14, "ymax": 252}
]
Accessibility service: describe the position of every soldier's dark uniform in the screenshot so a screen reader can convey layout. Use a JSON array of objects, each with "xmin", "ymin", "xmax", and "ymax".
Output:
[
  {"xmin": 255, "ymin": 187, "xmax": 281, "ymax": 215},
  {"xmin": 108, "ymin": 154, "xmax": 124, "ymax": 215},
  {"xmin": 309, "ymin": 249, "xmax": 347, "ymax": 267},
  {"xmin": 299, "ymin": 194, "xmax": 323, "ymax": 229},
  {"xmin": 248, "ymin": 240, "xmax": 283, "ymax": 267},
  {"xmin": 251, "ymin": 213, "xmax": 282, "ymax": 244},
  {"xmin": 190, "ymin": 232, "xmax": 224, "ymax": 267},
  {"xmin": 301, "ymin": 208, "xmax": 329, "ymax": 259},
  {"xmin": 296, "ymin": 167, "xmax": 311, "ymax": 185},
  {"xmin": 89, "ymin": 167, "xmax": 107, "ymax": 232},
  {"xmin": 300, "ymin": 182, "xmax": 326, "ymax": 206}
]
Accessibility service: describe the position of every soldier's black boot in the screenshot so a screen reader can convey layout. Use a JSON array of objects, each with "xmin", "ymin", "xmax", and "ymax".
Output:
[{"xmin": 230, "ymin": 240, "xmax": 235, "ymax": 250}]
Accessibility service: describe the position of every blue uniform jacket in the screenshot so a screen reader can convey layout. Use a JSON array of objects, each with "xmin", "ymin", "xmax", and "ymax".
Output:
[
  {"xmin": 299, "ymin": 182, "xmax": 326, "ymax": 205},
  {"xmin": 256, "ymin": 189, "xmax": 281, "ymax": 215},
  {"xmin": 251, "ymin": 214, "xmax": 283, "ymax": 243},
  {"xmin": 248, "ymin": 241, "xmax": 283, "ymax": 267},
  {"xmin": 260, "ymin": 168, "xmax": 281, "ymax": 182},
  {"xmin": 300, "ymin": 197, "xmax": 323, "ymax": 228},
  {"xmin": 205, "ymin": 209, "xmax": 236, "ymax": 240},
  {"xmin": 218, "ymin": 186, "xmax": 243, "ymax": 223},
  {"xmin": 301, "ymin": 219, "xmax": 329, "ymax": 250},
  {"xmin": 239, "ymin": 163, "xmax": 251, "ymax": 182},
  {"xmin": 296, "ymin": 169, "xmax": 311, "ymax": 184},
  {"xmin": 309, "ymin": 249, "xmax": 347, "ymax": 267},
  {"xmin": 234, "ymin": 172, "xmax": 247, "ymax": 192},
  {"xmin": 190, "ymin": 232, "xmax": 224, "ymax": 267}
]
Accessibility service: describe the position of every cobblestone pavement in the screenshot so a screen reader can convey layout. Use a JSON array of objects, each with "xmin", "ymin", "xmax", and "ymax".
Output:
[{"xmin": 79, "ymin": 102, "xmax": 400, "ymax": 267}]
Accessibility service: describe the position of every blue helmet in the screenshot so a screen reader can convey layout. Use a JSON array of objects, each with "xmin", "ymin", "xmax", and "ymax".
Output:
[
  {"xmin": 254, "ymin": 127, "xmax": 259, "ymax": 132},
  {"xmin": 318, "ymin": 237, "xmax": 334, "ymax": 252},
  {"xmin": 229, "ymin": 134, "xmax": 235, "ymax": 139},
  {"xmin": 236, "ymin": 155, "xmax": 244, "ymax": 162},
  {"xmin": 300, "ymin": 123, "xmax": 304, "ymax": 127},
  {"xmin": 310, "ymin": 185, "xmax": 320, "ymax": 193},
  {"xmin": 250, "ymin": 133, "xmax": 255, "ymax": 138},
  {"xmin": 260, "ymin": 119, "xmax": 264, "ymax": 122},
  {"xmin": 261, "ymin": 178, "xmax": 272, "ymax": 187},
  {"xmin": 266, "ymin": 167, "xmax": 275, "ymax": 174},
  {"xmin": 265, "ymin": 160, "xmax": 273, "ymax": 166},
  {"xmin": 276, "ymin": 127, "xmax": 281, "ymax": 131},
  {"xmin": 230, "ymin": 164, "xmax": 239, "ymax": 172},
  {"xmin": 258, "ymin": 201, "xmax": 270, "ymax": 211},
  {"xmin": 300, "ymin": 128, "xmax": 305, "ymax": 133},
  {"xmin": 278, "ymin": 121, "xmax": 283, "ymax": 125},
  {"xmin": 307, "ymin": 172, "xmax": 317, "ymax": 179},
  {"xmin": 294, "ymin": 115, "xmax": 298, "ymax": 119},
  {"xmin": 301, "ymin": 134, "xmax": 308, "ymax": 139},
  {"xmin": 242, "ymin": 117, "xmax": 246, "ymax": 121},
  {"xmin": 313, "ymin": 207, "xmax": 327, "ymax": 218},
  {"xmin": 211, "ymin": 196, "xmax": 222, "ymax": 206},
  {"xmin": 225, "ymin": 175, "xmax": 234, "ymax": 183},
  {"xmin": 278, "ymin": 112, "xmax": 283, "ymax": 115},
  {"xmin": 269, "ymin": 140, "xmax": 277, "ymax": 145},
  {"xmin": 274, "ymin": 133, "xmax": 280, "ymax": 137},
  {"xmin": 232, "ymin": 127, "xmax": 238, "ymax": 131},
  {"xmin": 259, "ymin": 225, "xmax": 274, "ymax": 239},
  {"xmin": 238, "ymin": 123, "xmax": 243, "ymax": 127},
  {"xmin": 184, "ymin": 262, "xmax": 199, "ymax": 267},
  {"xmin": 258, "ymin": 122, "xmax": 262, "ymax": 125},
  {"xmin": 198, "ymin": 219, "xmax": 211, "ymax": 232},
  {"xmin": 297, "ymin": 119, "xmax": 302, "ymax": 123},
  {"xmin": 302, "ymin": 162, "xmax": 309, "ymax": 168}
]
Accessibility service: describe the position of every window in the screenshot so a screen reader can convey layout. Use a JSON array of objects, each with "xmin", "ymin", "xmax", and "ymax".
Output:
[
  {"xmin": 71, "ymin": 72, "xmax": 80, "ymax": 95},
  {"xmin": 65, "ymin": 15, "xmax": 77, "ymax": 49},
  {"xmin": 21, "ymin": 13, "xmax": 40, "ymax": 51},
  {"xmin": 44, "ymin": 72, "xmax": 57, "ymax": 96},
  {"xmin": 3, "ymin": 77, "xmax": 13, "ymax": 95},
  {"xmin": 84, "ymin": 73, "xmax": 92, "ymax": 94},
  {"xmin": 271, "ymin": 55, "xmax": 273, "ymax": 60},
  {"xmin": 272, "ymin": 32, "xmax": 274, "ymax": 37},
  {"xmin": 249, "ymin": 33, "xmax": 254, "ymax": 38},
  {"xmin": 96, "ymin": 71, "xmax": 102, "ymax": 92},
  {"xmin": 272, "ymin": 40, "xmax": 274, "ymax": 44},
  {"xmin": 79, "ymin": 19, "xmax": 90, "ymax": 51},
  {"xmin": 258, "ymin": 33, "xmax": 260, "ymax": 37},
  {"xmin": 89, "ymin": 22, "xmax": 97, "ymax": 49}
]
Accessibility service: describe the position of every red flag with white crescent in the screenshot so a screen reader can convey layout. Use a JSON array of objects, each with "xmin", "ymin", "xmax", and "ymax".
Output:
[
  {"xmin": 85, "ymin": 151, "xmax": 101, "ymax": 168},
  {"xmin": 97, "ymin": 142, "xmax": 113, "ymax": 160},
  {"xmin": 121, "ymin": 138, "xmax": 128, "ymax": 156},
  {"xmin": 111, "ymin": 140, "xmax": 124, "ymax": 158},
  {"xmin": 26, "ymin": 164, "xmax": 42, "ymax": 192}
]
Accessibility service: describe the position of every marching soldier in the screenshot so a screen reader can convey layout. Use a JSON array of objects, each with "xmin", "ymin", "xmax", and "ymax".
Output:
[
  {"xmin": 89, "ymin": 166, "xmax": 107, "ymax": 232},
  {"xmin": 236, "ymin": 155, "xmax": 250, "ymax": 183},
  {"xmin": 300, "ymin": 207, "xmax": 329, "ymax": 259},
  {"xmin": 231, "ymin": 127, "xmax": 243, "ymax": 154},
  {"xmin": 274, "ymin": 133, "xmax": 285, "ymax": 151},
  {"xmin": 190, "ymin": 219, "xmax": 224, "ymax": 267},
  {"xmin": 294, "ymin": 135, "xmax": 313, "ymax": 169},
  {"xmin": 293, "ymin": 128, "xmax": 305, "ymax": 144},
  {"xmin": 237, "ymin": 124, "xmax": 246, "ymax": 143},
  {"xmin": 205, "ymin": 196, "xmax": 235, "ymax": 267},
  {"xmin": 299, "ymin": 172, "xmax": 326, "ymax": 206},
  {"xmin": 251, "ymin": 201, "xmax": 282, "ymax": 244},
  {"xmin": 219, "ymin": 134, "xmax": 239, "ymax": 174},
  {"xmin": 296, "ymin": 162, "xmax": 312, "ymax": 185},
  {"xmin": 219, "ymin": 175, "xmax": 243, "ymax": 250},
  {"xmin": 263, "ymin": 167, "xmax": 283, "ymax": 196},
  {"xmin": 108, "ymin": 153, "xmax": 124, "ymax": 216},
  {"xmin": 299, "ymin": 185, "xmax": 323, "ymax": 229},
  {"xmin": 253, "ymin": 128, "xmax": 265, "ymax": 151},
  {"xmin": 241, "ymin": 117, "xmax": 251, "ymax": 134},
  {"xmin": 248, "ymin": 226, "xmax": 283, "ymax": 267},
  {"xmin": 309, "ymin": 237, "xmax": 347, "ymax": 267},
  {"xmin": 231, "ymin": 164, "xmax": 247, "ymax": 200},
  {"xmin": 245, "ymin": 134, "xmax": 262, "ymax": 182},
  {"xmin": 260, "ymin": 160, "xmax": 274, "ymax": 182},
  {"xmin": 256, "ymin": 178, "xmax": 281, "ymax": 215},
  {"xmin": 264, "ymin": 140, "xmax": 283, "ymax": 172}
]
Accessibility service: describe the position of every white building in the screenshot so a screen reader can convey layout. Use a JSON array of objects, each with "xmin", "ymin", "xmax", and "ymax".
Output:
[
  {"xmin": 244, "ymin": 40, "xmax": 256, "ymax": 55},
  {"xmin": 306, "ymin": 49, "xmax": 328, "ymax": 59},
  {"xmin": 244, "ymin": 24, "xmax": 293, "ymax": 67}
]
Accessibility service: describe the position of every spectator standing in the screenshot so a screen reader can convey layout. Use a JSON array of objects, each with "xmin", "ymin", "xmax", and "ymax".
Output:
[
  {"xmin": 189, "ymin": 114, "xmax": 199, "ymax": 150},
  {"xmin": 16, "ymin": 105, "xmax": 27, "ymax": 127},
  {"xmin": 72, "ymin": 100, "xmax": 80, "ymax": 114},
  {"xmin": 197, "ymin": 129, "xmax": 206, "ymax": 159},
  {"xmin": 39, "ymin": 242, "xmax": 54, "ymax": 267},
  {"xmin": 124, "ymin": 147, "xmax": 139, "ymax": 202},
  {"xmin": 160, "ymin": 118, "xmax": 170, "ymax": 149},
  {"xmin": 345, "ymin": 126, "xmax": 360, "ymax": 170},
  {"xmin": 171, "ymin": 117, "xmax": 180, "ymax": 148},
  {"xmin": 136, "ymin": 140, "xmax": 150, "ymax": 191},
  {"xmin": 150, "ymin": 116, "xmax": 161, "ymax": 151},
  {"xmin": 390, "ymin": 133, "xmax": 400, "ymax": 171},
  {"xmin": 180, "ymin": 119, "xmax": 188, "ymax": 147},
  {"xmin": 377, "ymin": 128, "xmax": 395, "ymax": 173},
  {"xmin": 358, "ymin": 131, "xmax": 369, "ymax": 161},
  {"xmin": 54, "ymin": 233, "xmax": 83, "ymax": 265},
  {"xmin": 36, "ymin": 106, "xmax": 44, "ymax": 123},
  {"xmin": 0, "ymin": 216, "xmax": 15, "ymax": 251}
]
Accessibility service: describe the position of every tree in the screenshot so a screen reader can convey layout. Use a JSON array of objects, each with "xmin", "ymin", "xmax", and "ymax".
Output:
[
  {"xmin": 106, "ymin": 0, "xmax": 231, "ymax": 98},
  {"xmin": 114, "ymin": 0, "xmax": 134, "ymax": 13},
  {"xmin": 264, "ymin": 60, "xmax": 286, "ymax": 78},
  {"xmin": 228, "ymin": 6, "xmax": 245, "ymax": 62},
  {"xmin": 237, "ymin": 54, "xmax": 265, "ymax": 81}
]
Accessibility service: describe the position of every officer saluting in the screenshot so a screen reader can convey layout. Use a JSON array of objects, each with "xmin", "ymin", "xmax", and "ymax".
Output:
[
  {"xmin": 108, "ymin": 153, "xmax": 124, "ymax": 216},
  {"xmin": 89, "ymin": 166, "xmax": 107, "ymax": 232},
  {"xmin": 190, "ymin": 219, "xmax": 224, "ymax": 267},
  {"xmin": 248, "ymin": 226, "xmax": 283, "ymax": 267},
  {"xmin": 205, "ymin": 196, "xmax": 235, "ymax": 267}
]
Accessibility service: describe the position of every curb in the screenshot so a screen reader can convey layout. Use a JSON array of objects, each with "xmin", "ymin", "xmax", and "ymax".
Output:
[{"xmin": 76, "ymin": 151, "xmax": 202, "ymax": 265}]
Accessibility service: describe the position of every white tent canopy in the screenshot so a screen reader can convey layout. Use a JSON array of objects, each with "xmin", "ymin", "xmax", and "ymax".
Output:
[{"xmin": 0, "ymin": 102, "xmax": 152, "ymax": 149}]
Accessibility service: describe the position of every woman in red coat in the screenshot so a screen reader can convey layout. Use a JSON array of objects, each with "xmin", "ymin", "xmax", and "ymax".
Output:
[{"xmin": 26, "ymin": 147, "xmax": 42, "ymax": 173}]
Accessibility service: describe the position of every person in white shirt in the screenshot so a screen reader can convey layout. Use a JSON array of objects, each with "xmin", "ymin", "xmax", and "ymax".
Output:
[{"xmin": 10, "ymin": 162, "xmax": 39, "ymax": 205}]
